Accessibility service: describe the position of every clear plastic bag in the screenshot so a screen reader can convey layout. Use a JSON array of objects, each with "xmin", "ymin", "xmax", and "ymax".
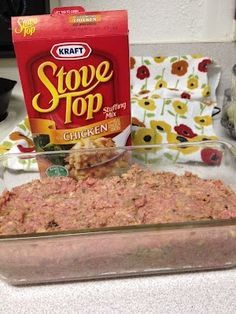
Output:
[{"xmin": 221, "ymin": 65, "xmax": 236, "ymax": 139}]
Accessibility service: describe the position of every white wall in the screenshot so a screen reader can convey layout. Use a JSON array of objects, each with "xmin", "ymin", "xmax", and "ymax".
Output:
[{"xmin": 58, "ymin": 0, "xmax": 235, "ymax": 43}]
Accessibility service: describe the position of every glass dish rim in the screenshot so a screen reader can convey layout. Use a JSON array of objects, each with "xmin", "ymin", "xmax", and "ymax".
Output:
[
  {"xmin": 0, "ymin": 139, "xmax": 236, "ymax": 241},
  {"xmin": 0, "ymin": 218, "xmax": 236, "ymax": 242},
  {"xmin": 0, "ymin": 139, "xmax": 235, "ymax": 161}
]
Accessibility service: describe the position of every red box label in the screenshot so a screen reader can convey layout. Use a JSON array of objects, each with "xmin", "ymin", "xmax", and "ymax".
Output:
[{"xmin": 12, "ymin": 8, "xmax": 130, "ymax": 152}]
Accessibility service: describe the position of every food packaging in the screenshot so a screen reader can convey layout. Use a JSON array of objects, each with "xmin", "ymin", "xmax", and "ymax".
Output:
[
  {"xmin": 0, "ymin": 141, "xmax": 236, "ymax": 285},
  {"xmin": 221, "ymin": 65, "xmax": 236, "ymax": 139},
  {"xmin": 11, "ymin": 7, "xmax": 131, "ymax": 161}
]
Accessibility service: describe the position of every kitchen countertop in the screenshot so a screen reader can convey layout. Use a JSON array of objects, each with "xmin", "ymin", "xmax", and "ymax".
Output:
[
  {"xmin": 1, "ymin": 269, "xmax": 236, "ymax": 314},
  {"xmin": 1, "ymin": 61, "xmax": 236, "ymax": 314}
]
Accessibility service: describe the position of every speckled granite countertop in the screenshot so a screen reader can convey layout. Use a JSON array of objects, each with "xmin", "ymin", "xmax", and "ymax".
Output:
[{"xmin": 1, "ymin": 269, "xmax": 236, "ymax": 314}]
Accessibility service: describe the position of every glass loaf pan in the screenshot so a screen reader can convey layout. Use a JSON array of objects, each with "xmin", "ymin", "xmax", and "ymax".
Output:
[{"xmin": 0, "ymin": 140, "xmax": 236, "ymax": 286}]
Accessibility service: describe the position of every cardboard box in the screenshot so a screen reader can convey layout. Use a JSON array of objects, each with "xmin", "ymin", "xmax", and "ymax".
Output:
[{"xmin": 12, "ymin": 7, "xmax": 130, "ymax": 154}]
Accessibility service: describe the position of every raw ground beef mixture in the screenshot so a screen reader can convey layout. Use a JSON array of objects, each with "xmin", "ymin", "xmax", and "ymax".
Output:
[{"xmin": 0, "ymin": 165, "xmax": 236, "ymax": 235}]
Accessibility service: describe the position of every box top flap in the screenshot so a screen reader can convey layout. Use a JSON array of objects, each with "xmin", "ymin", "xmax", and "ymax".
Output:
[{"xmin": 12, "ymin": 9, "xmax": 128, "ymax": 42}]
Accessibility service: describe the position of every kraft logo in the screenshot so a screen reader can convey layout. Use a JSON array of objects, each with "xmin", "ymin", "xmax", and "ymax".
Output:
[{"xmin": 50, "ymin": 42, "xmax": 92, "ymax": 60}]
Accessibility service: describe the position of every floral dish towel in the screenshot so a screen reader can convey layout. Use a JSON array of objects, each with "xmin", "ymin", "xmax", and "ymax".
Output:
[
  {"xmin": 0, "ymin": 117, "xmax": 38, "ymax": 170},
  {"xmin": 130, "ymin": 55, "xmax": 221, "ymax": 163}
]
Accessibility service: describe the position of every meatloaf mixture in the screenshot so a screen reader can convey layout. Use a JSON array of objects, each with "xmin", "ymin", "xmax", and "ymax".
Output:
[{"xmin": 0, "ymin": 165, "xmax": 236, "ymax": 235}]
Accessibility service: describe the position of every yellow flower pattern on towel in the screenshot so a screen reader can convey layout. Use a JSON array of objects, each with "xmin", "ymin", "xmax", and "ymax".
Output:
[
  {"xmin": 130, "ymin": 55, "xmax": 220, "ymax": 162},
  {"xmin": 154, "ymin": 56, "xmax": 166, "ymax": 63},
  {"xmin": 138, "ymin": 98, "xmax": 156, "ymax": 111},
  {"xmin": 202, "ymin": 85, "xmax": 211, "ymax": 97},
  {"xmin": 0, "ymin": 116, "xmax": 34, "ymax": 156},
  {"xmin": 172, "ymin": 101, "xmax": 187, "ymax": 115},
  {"xmin": 194, "ymin": 115, "xmax": 212, "ymax": 127},
  {"xmin": 187, "ymin": 76, "xmax": 199, "ymax": 89},
  {"xmin": 0, "ymin": 143, "xmax": 12, "ymax": 154},
  {"xmin": 155, "ymin": 79, "xmax": 167, "ymax": 89}
]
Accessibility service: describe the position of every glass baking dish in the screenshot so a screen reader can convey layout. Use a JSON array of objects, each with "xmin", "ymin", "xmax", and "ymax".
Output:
[{"xmin": 0, "ymin": 140, "xmax": 236, "ymax": 286}]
